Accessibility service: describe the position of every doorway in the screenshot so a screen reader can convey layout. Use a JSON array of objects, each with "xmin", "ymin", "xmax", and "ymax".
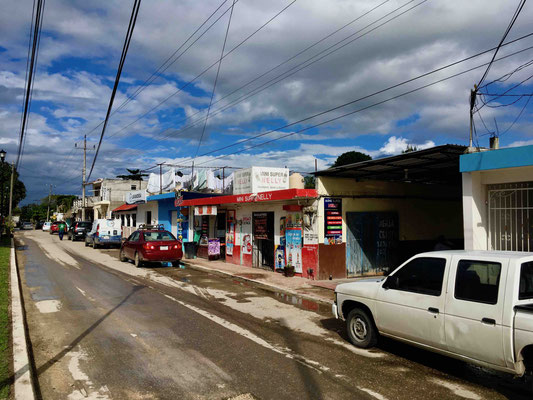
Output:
[{"xmin": 252, "ymin": 212, "xmax": 275, "ymax": 269}]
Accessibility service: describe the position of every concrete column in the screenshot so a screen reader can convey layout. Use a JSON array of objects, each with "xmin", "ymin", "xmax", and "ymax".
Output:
[{"xmin": 462, "ymin": 171, "xmax": 488, "ymax": 250}]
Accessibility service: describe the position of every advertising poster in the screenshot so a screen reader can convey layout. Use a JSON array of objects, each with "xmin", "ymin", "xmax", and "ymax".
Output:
[
  {"xmin": 226, "ymin": 211, "xmax": 236, "ymax": 256},
  {"xmin": 276, "ymin": 246, "xmax": 285, "ymax": 270},
  {"xmin": 286, "ymin": 228, "xmax": 303, "ymax": 273},
  {"xmin": 253, "ymin": 212, "xmax": 269, "ymax": 240},
  {"xmin": 208, "ymin": 238, "xmax": 220, "ymax": 256},
  {"xmin": 241, "ymin": 214, "xmax": 252, "ymax": 255},
  {"xmin": 324, "ymin": 197, "xmax": 343, "ymax": 244}
]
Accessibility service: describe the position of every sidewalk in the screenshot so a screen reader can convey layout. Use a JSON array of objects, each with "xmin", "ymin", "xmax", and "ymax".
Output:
[{"xmin": 181, "ymin": 257, "xmax": 369, "ymax": 305}]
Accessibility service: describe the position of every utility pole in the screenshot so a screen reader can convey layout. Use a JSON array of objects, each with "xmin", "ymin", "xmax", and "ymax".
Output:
[
  {"xmin": 8, "ymin": 162, "xmax": 14, "ymax": 220},
  {"xmin": 468, "ymin": 87, "xmax": 477, "ymax": 151},
  {"xmin": 75, "ymin": 135, "xmax": 94, "ymax": 221},
  {"xmin": 46, "ymin": 184, "xmax": 52, "ymax": 221},
  {"xmin": 159, "ymin": 163, "xmax": 163, "ymax": 194}
]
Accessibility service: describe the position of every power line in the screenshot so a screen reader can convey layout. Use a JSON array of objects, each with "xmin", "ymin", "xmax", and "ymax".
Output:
[
  {"xmin": 109, "ymin": 0, "xmax": 427, "ymax": 151},
  {"xmin": 16, "ymin": 0, "xmax": 46, "ymax": 169},
  {"xmin": 476, "ymin": 0, "xmax": 527, "ymax": 88},
  {"xmin": 87, "ymin": 0, "xmax": 142, "ymax": 181},
  {"xmin": 194, "ymin": 44, "xmax": 533, "ymax": 165},
  {"xmin": 500, "ymin": 95, "xmax": 532, "ymax": 136},
  {"xmin": 105, "ymin": 0, "xmax": 299, "ymax": 141},
  {"xmin": 83, "ymin": 0, "xmax": 234, "ymax": 138},
  {"xmin": 193, "ymin": 0, "xmax": 237, "ymax": 161}
]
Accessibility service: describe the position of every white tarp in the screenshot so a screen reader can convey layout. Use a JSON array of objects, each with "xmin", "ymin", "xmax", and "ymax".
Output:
[{"xmin": 147, "ymin": 168, "xmax": 176, "ymax": 194}]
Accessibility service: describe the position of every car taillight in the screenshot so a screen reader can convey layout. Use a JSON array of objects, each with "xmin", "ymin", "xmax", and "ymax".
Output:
[
  {"xmin": 143, "ymin": 243, "xmax": 155, "ymax": 250},
  {"xmin": 173, "ymin": 244, "xmax": 179, "ymax": 249},
  {"xmin": 96, "ymin": 225, "xmax": 99, "ymax": 236},
  {"xmin": 75, "ymin": 223, "xmax": 78, "ymax": 230}
]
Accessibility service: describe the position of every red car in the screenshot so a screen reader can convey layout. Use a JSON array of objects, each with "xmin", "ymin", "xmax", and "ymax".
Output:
[
  {"xmin": 119, "ymin": 225, "xmax": 182, "ymax": 268},
  {"xmin": 49, "ymin": 221, "xmax": 66, "ymax": 235}
]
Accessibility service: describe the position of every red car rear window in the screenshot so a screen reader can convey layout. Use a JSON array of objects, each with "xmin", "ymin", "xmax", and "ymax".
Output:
[{"xmin": 143, "ymin": 231, "xmax": 175, "ymax": 242}]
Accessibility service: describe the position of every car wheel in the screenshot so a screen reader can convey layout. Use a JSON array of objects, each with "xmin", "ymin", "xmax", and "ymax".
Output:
[
  {"xmin": 84, "ymin": 239, "xmax": 89, "ymax": 247},
  {"xmin": 134, "ymin": 252, "xmax": 143, "ymax": 268},
  {"xmin": 119, "ymin": 249, "xmax": 127, "ymax": 262},
  {"xmin": 346, "ymin": 308, "xmax": 378, "ymax": 349},
  {"xmin": 172, "ymin": 261, "xmax": 181, "ymax": 268},
  {"xmin": 92, "ymin": 240, "xmax": 98, "ymax": 249}
]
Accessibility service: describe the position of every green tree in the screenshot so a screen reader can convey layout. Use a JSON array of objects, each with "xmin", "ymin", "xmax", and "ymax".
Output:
[
  {"xmin": 331, "ymin": 151, "xmax": 372, "ymax": 167},
  {"xmin": 0, "ymin": 163, "xmax": 26, "ymax": 217},
  {"xmin": 402, "ymin": 145, "xmax": 419, "ymax": 153},
  {"xmin": 304, "ymin": 176, "xmax": 316, "ymax": 189}
]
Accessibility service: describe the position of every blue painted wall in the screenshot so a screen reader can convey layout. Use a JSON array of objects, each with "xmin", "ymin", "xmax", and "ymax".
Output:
[
  {"xmin": 154, "ymin": 197, "xmax": 189, "ymax": 241},
  {"xmin": 460, "ymin": 145, "xmax": 533, "ymax": 172}
]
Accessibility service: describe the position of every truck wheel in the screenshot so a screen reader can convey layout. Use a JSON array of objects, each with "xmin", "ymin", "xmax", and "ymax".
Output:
[
  {"xmin": 92, "ymin": 241, "xmax": 99, "ymax": 249},
  {"xmin": 346, "ymin": 308, "xmax": 378, "ymax": 349},
  {"xmin": 119, "ymin": 249, "xmax": 127, "ymax": 262},
  {"xmin": 134, "ymin": 252, "xmax": 143, "ymax": 268},
  {"xmin": 84, "ymin": 240, "xmax": 89, "ymax": 247}
]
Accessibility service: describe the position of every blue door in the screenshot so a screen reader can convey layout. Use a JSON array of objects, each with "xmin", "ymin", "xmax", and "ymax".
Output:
[{"xmin": 346, "ymin": 212, "xmax": 398, "ymax": 277}]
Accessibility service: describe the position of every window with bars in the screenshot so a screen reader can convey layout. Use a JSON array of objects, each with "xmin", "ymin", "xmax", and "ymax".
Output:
[{"xmin": 488, "ymin": 182, "xmax": 533, "ymax": 252}]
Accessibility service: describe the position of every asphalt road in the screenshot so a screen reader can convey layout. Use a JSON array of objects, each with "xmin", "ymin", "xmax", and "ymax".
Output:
[{"xmin": 14, "ymin": 230, "xmax": 532, "ymax": 400}]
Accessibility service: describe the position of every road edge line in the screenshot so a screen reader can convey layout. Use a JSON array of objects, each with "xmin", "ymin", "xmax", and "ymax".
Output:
[
  {"xmin": 181, "ymin": 260, "xmax": 333, "ymax": 307},
  {"xmin": 10, "ymin": 237, "xmax": 36, "ymax": 400}
]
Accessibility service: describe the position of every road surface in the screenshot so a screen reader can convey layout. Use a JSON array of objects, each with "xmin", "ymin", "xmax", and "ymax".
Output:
[{"xmin": 14, "ymin": 230, "xmax": 531, "ymax": 399}]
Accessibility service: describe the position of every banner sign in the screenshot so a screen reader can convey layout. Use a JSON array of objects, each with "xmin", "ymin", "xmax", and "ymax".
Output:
[
  {"xmin": 126, "ymin": 190, "xmax": 146, "ymax": 204},
  {"xmin": 234, "ymin": 167, "xmax": 289, "ymax": 195},
  {"xmin": 208, "ymin": 238, "xmax": 220, "ymax": 256},
  {"xmin": 194, "ymin": 205, "xmax": 217, "ymax": 216},
  {"xmin": 324, "ymin": 197, "xmax": 342, "ymax": 244}
]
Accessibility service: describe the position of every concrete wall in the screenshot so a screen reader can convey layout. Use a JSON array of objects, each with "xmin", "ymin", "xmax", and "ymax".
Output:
[
  {"xmin": 317, "ymin": 177, "xmax": 463, "ymax": 242},
  {"xmin": 136, "ymin": 202, "xmax": 158, "ymax": 226}
]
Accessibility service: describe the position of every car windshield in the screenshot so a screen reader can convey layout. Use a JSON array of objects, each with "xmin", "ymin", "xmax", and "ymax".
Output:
[{"xmin": 143, "ymin": 231, "xmax": 175, "ymax": 242}]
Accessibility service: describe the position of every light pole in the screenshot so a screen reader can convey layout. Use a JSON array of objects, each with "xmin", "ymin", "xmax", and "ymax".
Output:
[{"xmin": 0, "ymin": 149, "xmax": 6, "ymax": 221}]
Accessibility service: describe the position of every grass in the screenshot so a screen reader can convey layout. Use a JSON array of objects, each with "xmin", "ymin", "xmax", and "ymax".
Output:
[{"xmin": 0, "ymin": 236, "xmax": 11, "ymax": 399}]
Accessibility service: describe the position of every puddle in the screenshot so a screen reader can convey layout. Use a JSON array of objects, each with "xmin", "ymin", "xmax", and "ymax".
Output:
[
  {"xmin": 180, "ymin": 277, "xmax": 190, "ymax": 283},
  {"xmin": 274, "ymin": 292, "xmax": 331, "ymax": 314},
  {"xmin": 16, "ymin": 245, "xmax": 28, "ymax": 250}
]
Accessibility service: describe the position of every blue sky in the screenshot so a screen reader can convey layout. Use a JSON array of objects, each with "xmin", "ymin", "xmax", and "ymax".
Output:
[{"xmin": 0, "ymin": 0, "xmax": 532, "ymax": 204}]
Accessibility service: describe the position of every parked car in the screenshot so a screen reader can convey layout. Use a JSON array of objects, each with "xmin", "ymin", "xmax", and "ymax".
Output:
[
  {"xmin": 21, "ymin": 221, "xmax": 33, "ymax": 230},
  {"xmin": 119, "ymin": 224, "xmax": 182, "ymax": 268},
  {"xmin": 42, "ymin": 221, "xmax": 52, "ymax": 231},
  {"xmin": 85, "ymin": 219, "xmax": 122, "ymax": 249},
  {"xmin": 34, "ymin": 220, "xmax": 44, "ymax": 230},
  {"xmin": 333, "ymin": 250, "xmax": 533, "ymax": 377},
  {"xmin": 68, "ymin": 221, "xmax": 93, "ymax": 241},
  {"xmin": 49, "ymin": 221, "xmax": 66, "ymax": 235}
]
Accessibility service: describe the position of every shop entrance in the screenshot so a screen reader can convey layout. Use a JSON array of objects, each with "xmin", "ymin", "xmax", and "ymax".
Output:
[{"xmin": 252, "ymin": 212, "xmax": 275, "ymax": 269}]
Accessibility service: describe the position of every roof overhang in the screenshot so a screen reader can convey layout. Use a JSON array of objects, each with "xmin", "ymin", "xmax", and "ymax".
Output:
[
  {"xmin": 314, "ymin": 144, "xmax": 466, "ymax": 185},
  {"xmin": 112, "ymin": 204, "xmax": 137, "ymax": 212},
  {"xmin": 460, "ymin": 144, "xmax": 533, "ymax": 172}
]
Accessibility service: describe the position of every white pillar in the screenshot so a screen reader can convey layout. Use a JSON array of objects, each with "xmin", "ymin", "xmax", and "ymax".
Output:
[{"xmin": 462, "ymin": 171, "xmax": 487, "ymax": 250}]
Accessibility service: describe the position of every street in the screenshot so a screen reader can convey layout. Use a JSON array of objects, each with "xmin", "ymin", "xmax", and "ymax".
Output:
[{"xmin": 15, "ymin": 230, "xmax": 531, "ymax": 400}]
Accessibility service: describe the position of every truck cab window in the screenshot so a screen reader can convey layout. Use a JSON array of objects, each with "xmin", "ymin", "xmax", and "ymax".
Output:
[
  {"xmin": 455, "ymin": 260, "xmax": 501, "ymax": 304},
  {"xmin": 519, "ymin": 261, "xmax": 533, "ymax": 300},
  {"xmin": 392, "ymin": 257, "xmax": 446, "ymax": 296}
]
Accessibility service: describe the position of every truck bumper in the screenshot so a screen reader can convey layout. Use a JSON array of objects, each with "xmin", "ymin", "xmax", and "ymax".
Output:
[{"xmin": 332, "ymin": 302, "xmax": 339, "ymax": 319}]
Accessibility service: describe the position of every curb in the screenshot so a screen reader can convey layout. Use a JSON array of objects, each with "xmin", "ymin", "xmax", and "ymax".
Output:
[
  {"xmin": 10, "ymin": 238, "xmax": 36, "ymax": 400},
  {"xmin": 181, "ymin": 260, "xmax": 333, "ymax": 307}
]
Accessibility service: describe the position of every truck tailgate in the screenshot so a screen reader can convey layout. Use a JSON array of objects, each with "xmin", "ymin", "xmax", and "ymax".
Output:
[{"xmin": 514, "ymin": 305, "xmax": 533, "ymax": 364}]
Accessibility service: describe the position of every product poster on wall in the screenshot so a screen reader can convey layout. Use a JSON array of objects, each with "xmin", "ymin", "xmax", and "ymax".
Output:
[
  {"xmin": 241, "ymin": 214, "xmax": 252, "ymax": 255},
  {"xmin": 286, "ymin": 228, "xmax": 302, "ymax": 273},
  {"xmin": 275, "ymin": 246, "xmax": 285, "ymax": 270},
  {"xmin": 324, "ymin": 197, "xmax": 343, "ymax": 244},
  {"xmin": 226, "ymin": 210, "xmax": 235, "ymax": 256}
]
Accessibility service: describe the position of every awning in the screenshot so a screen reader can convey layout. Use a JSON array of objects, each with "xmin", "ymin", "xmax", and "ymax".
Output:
[
  {"xmin": 112, "ymin": 204, "xmax": 137, "ymax": 212},
  {"xmin": 179, "ymin": 188, "xmax": 318, "ymax": 207}
]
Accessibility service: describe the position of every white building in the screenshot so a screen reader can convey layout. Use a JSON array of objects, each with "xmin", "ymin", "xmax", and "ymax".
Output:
[{"xmin": 461, "ymin": 144, "xmax": 533, "ymax": 252}]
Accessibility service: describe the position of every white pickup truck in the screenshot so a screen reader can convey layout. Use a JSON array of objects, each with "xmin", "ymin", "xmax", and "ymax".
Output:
[{"xmin": 333, "ymin": 250, "xmax": 533, "ymax": 376}]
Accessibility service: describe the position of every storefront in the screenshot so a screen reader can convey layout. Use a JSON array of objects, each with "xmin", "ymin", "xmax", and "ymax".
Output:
[{"xmin": 179, "ymin": 188, "xmax": 319, "ymax": 278}]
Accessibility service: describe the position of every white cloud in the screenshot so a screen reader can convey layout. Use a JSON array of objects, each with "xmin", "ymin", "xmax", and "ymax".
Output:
[{"xmin": 378, "ymin": 136, "xmax": 435, "ymax": 156}]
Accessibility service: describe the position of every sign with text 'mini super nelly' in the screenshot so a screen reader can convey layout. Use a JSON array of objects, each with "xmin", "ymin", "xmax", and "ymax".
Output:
[
  {"xmin": 126, "ymin": 190, "xmax": 146, "ymax": 204},
  {"xmin": 233, "ymin": 167, "xmax": 289, "ymax": 195}
]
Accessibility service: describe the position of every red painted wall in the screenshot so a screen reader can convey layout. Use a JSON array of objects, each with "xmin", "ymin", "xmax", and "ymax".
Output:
[{"xmin": 300, "ymin": 244, "xmax": 318, "ymax": 279}]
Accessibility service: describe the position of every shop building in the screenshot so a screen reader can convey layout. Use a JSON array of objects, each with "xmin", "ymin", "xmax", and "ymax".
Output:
[
  {"xmin": 460, "ymin": 144, "xmax": 533, "ymax": 252},
  {"xmin": 178, "ymin": 188, "xmax": 319, "ymax": 278},
  {"xmin": 313, "ymin": 145, "xmax": 466, "ymax": 279}
]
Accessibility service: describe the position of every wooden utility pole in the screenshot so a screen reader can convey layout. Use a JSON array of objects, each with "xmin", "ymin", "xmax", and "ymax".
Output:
[
  {"xmin": 469, "ymin": 87, "xmax": 477, "ymax": 150},
  {"xmin": 75, "ymin": 135, "xmax": 94, "ymax": 220}
]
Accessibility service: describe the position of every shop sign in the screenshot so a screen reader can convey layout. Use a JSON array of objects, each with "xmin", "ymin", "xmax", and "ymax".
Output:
[
  {"xmin": 286, "ymin": 228, "xmax": 302, "ymax": 273},
  {"xmin": 303, "ymin": 210, "xmax": 318, "ymax": 245},
  {"xmin": 126, "ymin": 190, "xmax": 146, "ymax": 204},
  {"xmin": 234, "ymin": 167, "xmax": 289, "ymax": 195},
  {"xmin": 253, "ymin": 212, "xmax": 269, "ymax": 240},
  {"xmin": 324, "ymin": 197, "xmax": 342, "ymax": 245},
  {"xmin": 195, "ymin": 205, "xmax": 217, "ymax": 216}
]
